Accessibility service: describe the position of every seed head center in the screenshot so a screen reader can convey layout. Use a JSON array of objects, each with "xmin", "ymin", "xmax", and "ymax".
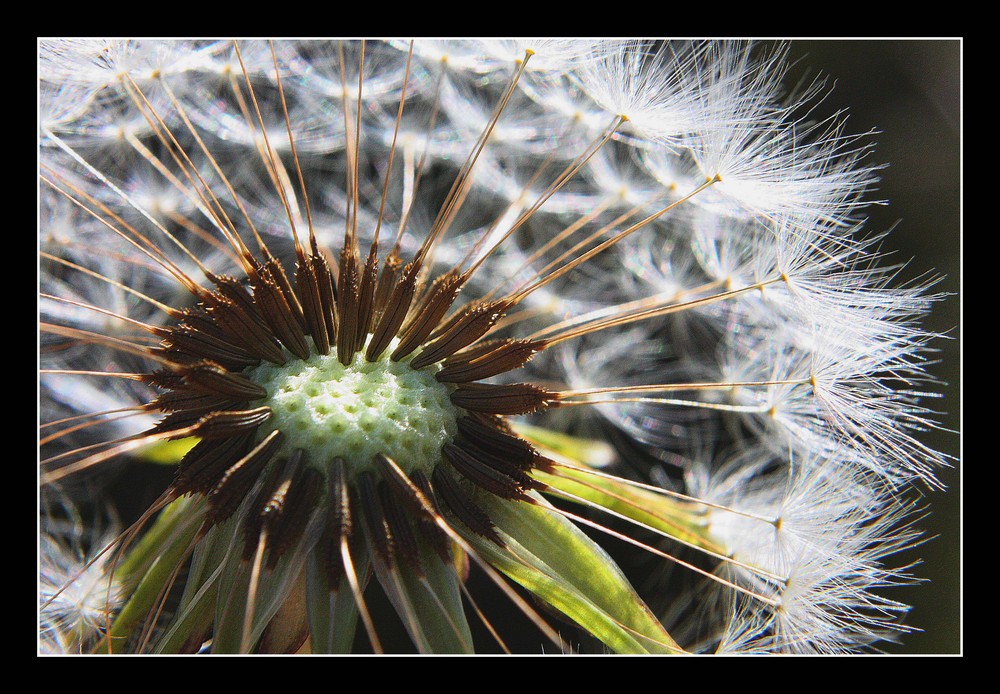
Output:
[{"xmin": 246, "ymin": 339, "xmax": 458, "ymax": 476}]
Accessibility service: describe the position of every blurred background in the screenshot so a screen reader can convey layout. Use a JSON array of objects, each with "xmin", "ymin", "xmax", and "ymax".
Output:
[{"xmin": 783, "ymin": 40, "xmax": 961, "ymax": 654}]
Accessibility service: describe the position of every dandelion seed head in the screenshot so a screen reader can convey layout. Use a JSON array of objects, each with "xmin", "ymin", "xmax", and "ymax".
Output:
[{"xmin": 38, "ymin": 38, "xmax": 954, "ymax": 655}]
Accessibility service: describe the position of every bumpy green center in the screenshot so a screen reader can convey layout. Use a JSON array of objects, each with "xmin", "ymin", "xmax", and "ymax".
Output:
[{"xmin": 246, "ymin": 340, "xmax": 458, "ymax": 476}]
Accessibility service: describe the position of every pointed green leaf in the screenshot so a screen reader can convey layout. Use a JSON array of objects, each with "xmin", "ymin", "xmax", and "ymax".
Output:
[
  {"xmin": 534, "ymin": 467, "xmax": 724, "ymax": 555},
  {"xmin": 114, "ymin": 495, "xmax": 204, "ymax": 586},
  {"xmin": 152, "ymin": 576, "xmax": 216, "ymax": 654},
  {"xmin": 304, "ymin": 546, "xmax": 366, "ymax": 654},
  {"xmin": 365, "ymin": 531, "xmax": 474, "ymax": 653},
  {"xmin": 153, "ymin": 515, "xmax": 237, "ymax": 654},
  {"xmin": 103, "ymin": 496, "xmax": 204, "ymax": 651},
  {"xmin": 469, "ymin": 491, "xmax": 683, "ymax": 654},
  {"xmin": 512, "ymin": 422, "xmax": 616, "ymax": 468},
  {"xmin": 212, "ymin": 518, "xmax": 320, "ymax": 653},
  {"xmin": 396, "ymin": 542, "xmax": 474, "ymax": 653}
]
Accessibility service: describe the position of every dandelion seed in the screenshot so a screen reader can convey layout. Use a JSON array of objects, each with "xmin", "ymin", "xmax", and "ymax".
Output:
[{"xmin": 39, "ymin": 494, "xmax": 124, "ymax": 654}]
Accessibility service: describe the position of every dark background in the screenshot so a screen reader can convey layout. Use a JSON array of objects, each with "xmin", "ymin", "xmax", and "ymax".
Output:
[{"xmin": 783, "ymin": 40, "xmax": 960, "ymax": 655}]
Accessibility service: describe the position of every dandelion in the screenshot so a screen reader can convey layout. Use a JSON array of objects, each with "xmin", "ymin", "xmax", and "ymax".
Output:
[
  {"xmin": 39, "ymin": 493, "xmax": 124, "ymax": 653},
  {"xmin": 38, "ymin": 38, "xmax": 955, "ymax": 654}
]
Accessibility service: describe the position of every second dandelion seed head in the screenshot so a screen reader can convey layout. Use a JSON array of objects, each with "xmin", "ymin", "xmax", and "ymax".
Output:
[{"xmin": 246, "ymin": 336, "xmax": 459, "ymax": 476}]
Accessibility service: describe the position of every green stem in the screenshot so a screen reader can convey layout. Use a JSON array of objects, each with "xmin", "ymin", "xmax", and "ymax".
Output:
[{"xmin": 99, "ymin": 497, "xmax": 204, "ymax": 652}]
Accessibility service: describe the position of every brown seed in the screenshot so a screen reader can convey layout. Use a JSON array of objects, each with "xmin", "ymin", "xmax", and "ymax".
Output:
[
  {"xmin": 295, "ymin": 253, "xmax": 333, "ymax": 355},
  {"xmin": 178, "ymin": 360, "xmax": 268, "ymax": 400},
  {"xmin": 455, "ymin": 415, "xmax": 540, "ymax": 471},
  {"xmin": 267, "ymin": 465, "xmax": 323, "ymax": 568},
  {"xmin": 391, "ymin": 269, "xmax": 465, "ymax": 361},
  {"xmin": 207, "ymin": 430, "xmax": 283, "ymax": 524},
  {"xmin": 442, "ymin": 443, "xmax": 533, "ymax": 502},
  {"xmin": 207, "ymin": 294, "xmax": 286, "ymax": 365},
  {"xmin": 436, "ymin": 339, "xmax": 543, "ymax": 382},
  {"xmin": 409, "ymin": 299, "xmax": 512, "ymax": 370},
  {"xmin": 254, "ymin": 263, "xmax": 310, "ymax": 361},
  {"xmin": 355, "ymin": 249, "xmax": 380, "ymax": 353},
  {"xmin": 379, "ymin": 477, "xmax": 423, "ymax": 575},
  {"xmin": 357, "ymin": 472, "xmax": 394, "ymax": 562},
  {"xmin": 366, "ymin": 261, "xmax": 418, "ymax": 362},
  {"xmin": 336, "ymin": 247, "xmax": 361, "ymax": 365},
  {"xmin": 450, "ymin": 383, "xmax": 555, "ymax": 416},
  {"xmin": 174, "ymin": 430, "xmax": 256, "ymax": 495},
  {"xmin": 195, "ymin": 406, "xmax": 272, "ymax": 440},
  {"xmin": 431, "ymin": 466, "xmax": 503, "ymax": 546}
]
